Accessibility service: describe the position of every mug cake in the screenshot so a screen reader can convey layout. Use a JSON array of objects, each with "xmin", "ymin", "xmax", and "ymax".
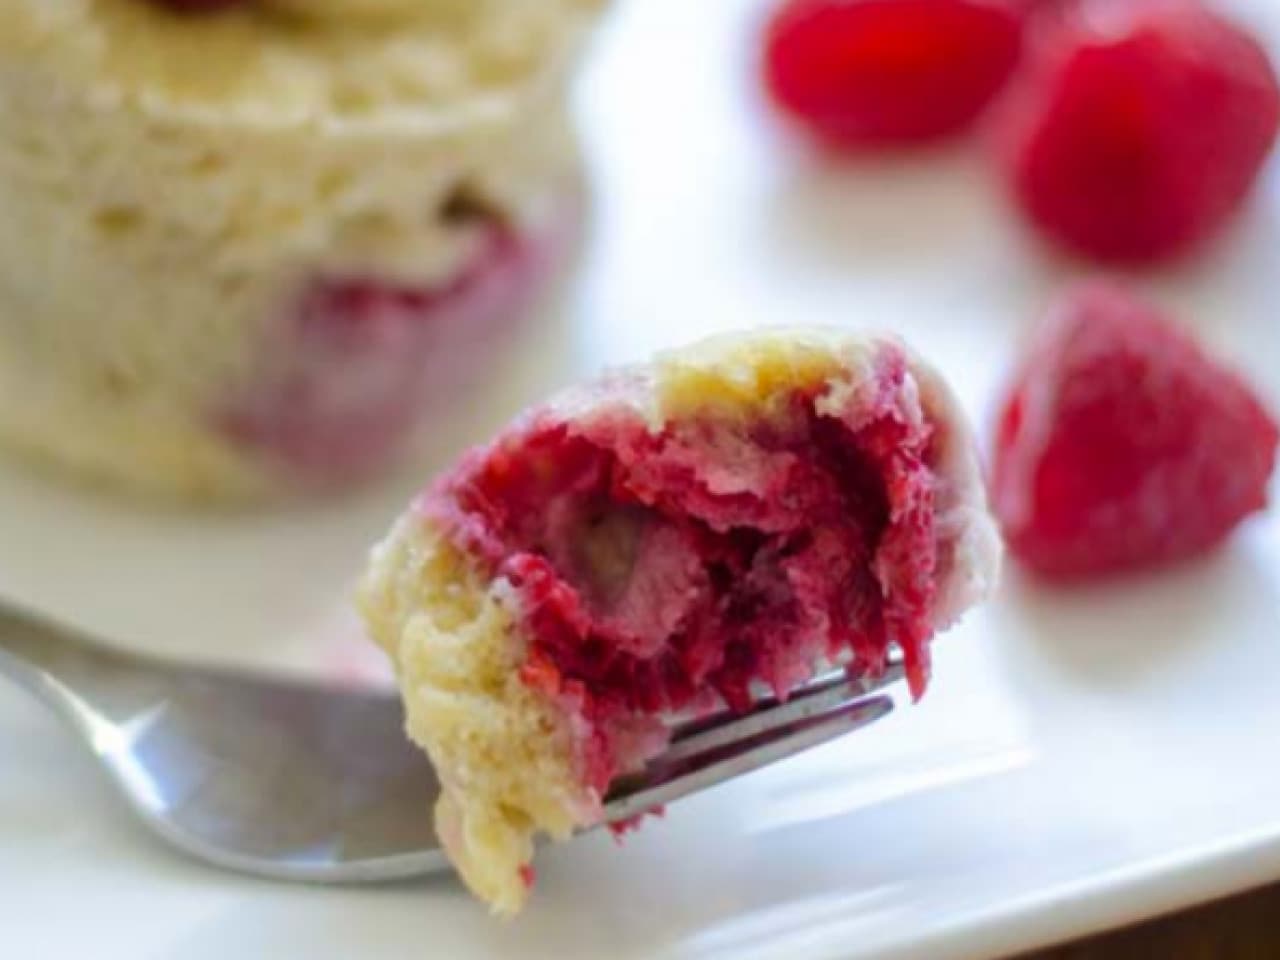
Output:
[{"xmin": 0, "ymin": 0, "xmax": 603, "ymax": 499}]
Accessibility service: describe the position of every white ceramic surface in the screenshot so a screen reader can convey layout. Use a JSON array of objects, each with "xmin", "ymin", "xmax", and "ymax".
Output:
[{"xmin": 3, "ymin": 1, "xmax": 1280, "ymax": 957}]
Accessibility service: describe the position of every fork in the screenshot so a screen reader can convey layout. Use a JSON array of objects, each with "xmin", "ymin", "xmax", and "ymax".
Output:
[{"xmin": 0, "ymin": 599, "xmax": 903, "ymax": 883}]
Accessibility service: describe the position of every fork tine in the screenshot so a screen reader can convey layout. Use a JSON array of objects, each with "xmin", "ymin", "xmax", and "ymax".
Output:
[
  {"xmin": 663, "ymin": 656, "xmax": 906, "ymax": 764},
  {"xmin": 603, "ymin": 694, "xmax": 894, "ymax": 824}
]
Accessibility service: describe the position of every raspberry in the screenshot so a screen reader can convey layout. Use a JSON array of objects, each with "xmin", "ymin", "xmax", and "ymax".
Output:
[
  {"xmin": 221, "ymin": 224, "xmax": 547, "ymax": 484},
  {"xmin": 992, "ymin": 283, "xmax": 1278, "ymax": 580},
  {"xmin": 762, "ymin": 0, "xmax": 1025, "ymax": 147},
  {"xmin": 518, "ymin": 865, "xmax": 536, "ymax": 890},
  {"xmin": 996, "ymin": 0, "xmax": 1280, "ymax": 264}
]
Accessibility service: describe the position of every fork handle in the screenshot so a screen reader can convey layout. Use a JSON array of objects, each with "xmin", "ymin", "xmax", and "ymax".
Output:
[{"xmin": 0, "ymin": 601, "xmax": 144, "ymax": 718}]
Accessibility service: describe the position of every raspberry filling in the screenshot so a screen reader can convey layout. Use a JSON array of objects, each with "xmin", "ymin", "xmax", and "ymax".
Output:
[
  {"xmin": 428, "ymin": 351, "xmax": 945, "ymax": 797},
  {"xmin": 221, "ymin": 215, "xmax": 558, "ymax": 486}
]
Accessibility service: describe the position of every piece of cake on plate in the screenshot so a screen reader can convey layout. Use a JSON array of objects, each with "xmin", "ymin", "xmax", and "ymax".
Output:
[
  {"xmin": 0, "ymin": 0, "xmax": 603, "ymax": 499},
  {"xmin": 359, "ymin": 328, "xmax": 1001, "ymax": 914}
]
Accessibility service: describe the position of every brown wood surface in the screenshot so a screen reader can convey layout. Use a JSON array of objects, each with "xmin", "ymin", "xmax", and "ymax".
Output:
[{"xmin": 1013, "ymin": 882, "xmax": 1280, "ymax": 959}]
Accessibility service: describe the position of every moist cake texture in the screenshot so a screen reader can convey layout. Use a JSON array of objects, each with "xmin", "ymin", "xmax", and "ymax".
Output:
[{"xmin": 359, "ymin": 328, "xmax": 1001, "ymax": 913}]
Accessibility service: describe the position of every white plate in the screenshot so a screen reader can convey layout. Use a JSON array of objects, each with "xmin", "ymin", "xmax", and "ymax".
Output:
[{"xmin": 3, "ymin": 1, "xmax": 1280, "ymax": 957}]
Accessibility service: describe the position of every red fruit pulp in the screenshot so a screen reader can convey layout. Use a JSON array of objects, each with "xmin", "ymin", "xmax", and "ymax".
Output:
[
  {"xmin": 427, "ymin": 350, "xmax": 946, "ymax": 794},
  {"xmin": 221, "ymin": 220, "xmax": 554, "ymax": 487},
  {"xmin": 764, "ymin": 0, "xmax": 1026, "ymax": 146},
  {"xmin": 518, "ymin": 865, "xmax": 536, "ymax": 889}
]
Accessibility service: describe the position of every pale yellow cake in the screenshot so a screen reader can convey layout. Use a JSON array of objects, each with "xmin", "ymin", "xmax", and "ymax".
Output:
[
  {"xmin": 0, "ymin": 0, "xmax": 604, "ymax": 498},
  {"xmin": 359, "ymin": 328, "xmax": 1001, "ymax": 915}
]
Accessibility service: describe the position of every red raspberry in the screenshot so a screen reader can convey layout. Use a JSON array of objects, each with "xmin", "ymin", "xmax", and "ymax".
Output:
[
  {"xmin": 992, "ymin": 283, "xmax": 1278, "ymax": 580},
  {"xmin": 220, "ymin": 223, "xmax": 551, "ymax": 485},
  {"xmin": 996, "ymin": 0, "xmax": 1280, "ymax": 264},
  {"xmin": 762, "ymin": 0, "xmax": 1026, "ymax": 147}
]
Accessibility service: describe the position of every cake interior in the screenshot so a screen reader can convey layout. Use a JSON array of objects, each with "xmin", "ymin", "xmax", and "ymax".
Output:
[
  {"xmin": 220, "ymin": 206, "xmax": 549, "ymax": 485},
  {"xmin": 430, "ymin": 352, "xmax": 945, "ymax": 797}
]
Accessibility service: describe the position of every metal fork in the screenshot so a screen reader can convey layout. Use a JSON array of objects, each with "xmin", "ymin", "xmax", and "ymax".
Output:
[{"xmin": 0, "ymin": 600, "xmax": 903, "ymax": 883}]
